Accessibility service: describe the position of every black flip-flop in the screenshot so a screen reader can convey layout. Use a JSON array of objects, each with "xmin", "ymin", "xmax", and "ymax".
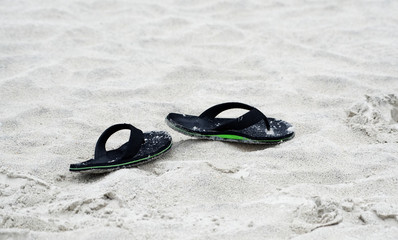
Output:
[
  {"xmin": 166, "ymin": 102, "xmax": 294, "ymax": 144},
  {"xmin": 70, "ymin": 124, "xmax": 172, "ymax": 172}
]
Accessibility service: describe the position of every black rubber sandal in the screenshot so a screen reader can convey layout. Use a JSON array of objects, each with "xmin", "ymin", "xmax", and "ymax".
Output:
[
  {"xmin": 70, "ymin": 123, "xmax": 172, "ymax": 173},
  {"xmin": 166, "ymin": 102, "xmax": 294, "ymax": 144}
]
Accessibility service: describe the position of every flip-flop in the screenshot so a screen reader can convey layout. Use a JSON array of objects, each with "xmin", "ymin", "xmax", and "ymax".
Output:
[
  {"xmin": 70, "ymin": 123, "xmax": 172, "ymax": 173},
  {"xmin": 166, "ymin": 102, "xmax": 294, "ymax": 144}
]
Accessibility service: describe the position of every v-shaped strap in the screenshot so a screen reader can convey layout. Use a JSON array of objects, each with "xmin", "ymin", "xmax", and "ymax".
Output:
[
  {"xmin": 199, "ymin": 102, "xmax": 271, "ymax": 131},
  {"xmin": 94, "ymin": 124, "xmax": 144, "ymax": 161}
]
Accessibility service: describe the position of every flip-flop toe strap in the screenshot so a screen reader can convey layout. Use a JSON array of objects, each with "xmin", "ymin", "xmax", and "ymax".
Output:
[
  {"xmin": 199, "ymin": 102, "xmax": 271, "ymax": 131},
  {"xmin": 94, "ymin": 124, "xmax": 144, "ymax": 162}
]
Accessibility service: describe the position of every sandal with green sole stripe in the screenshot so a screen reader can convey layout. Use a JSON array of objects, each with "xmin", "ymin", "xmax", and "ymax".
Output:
[
  {"xmin": 166, "ymin": 102, "xmax": 294, "ymax": 144},
  {"xmin": 70, "ymin": 123, "xmax": 172, "ymax": 173}
]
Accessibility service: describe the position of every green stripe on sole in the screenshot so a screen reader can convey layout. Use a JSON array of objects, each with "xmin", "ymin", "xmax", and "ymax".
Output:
[
  {"xmin": 167, "ymin": 120, "xmax": 293, "ymax": 144},
  {"xmin": 70, "ymin": 143, "xmax": 172, "ymax": 171}
]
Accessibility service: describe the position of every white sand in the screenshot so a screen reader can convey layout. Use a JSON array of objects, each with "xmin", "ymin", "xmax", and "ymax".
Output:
[{"xmin": 1, "ymin": 0, "xmax": 398, "ymax": 239}]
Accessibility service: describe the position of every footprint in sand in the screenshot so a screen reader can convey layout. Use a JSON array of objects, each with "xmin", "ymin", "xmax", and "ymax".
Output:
[
  {"xmin": 347, "ymin": 94, "xmax": 398, "ymax": 143},
  {"xmin": 291, "ymin": 196, "xmax": 343, "ymax": 234}
]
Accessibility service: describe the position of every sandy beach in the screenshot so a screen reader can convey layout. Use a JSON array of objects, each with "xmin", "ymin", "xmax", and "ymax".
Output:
[{"xmin": 1, "ymin": 0, "xmax": 398, "ymax": 239}]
